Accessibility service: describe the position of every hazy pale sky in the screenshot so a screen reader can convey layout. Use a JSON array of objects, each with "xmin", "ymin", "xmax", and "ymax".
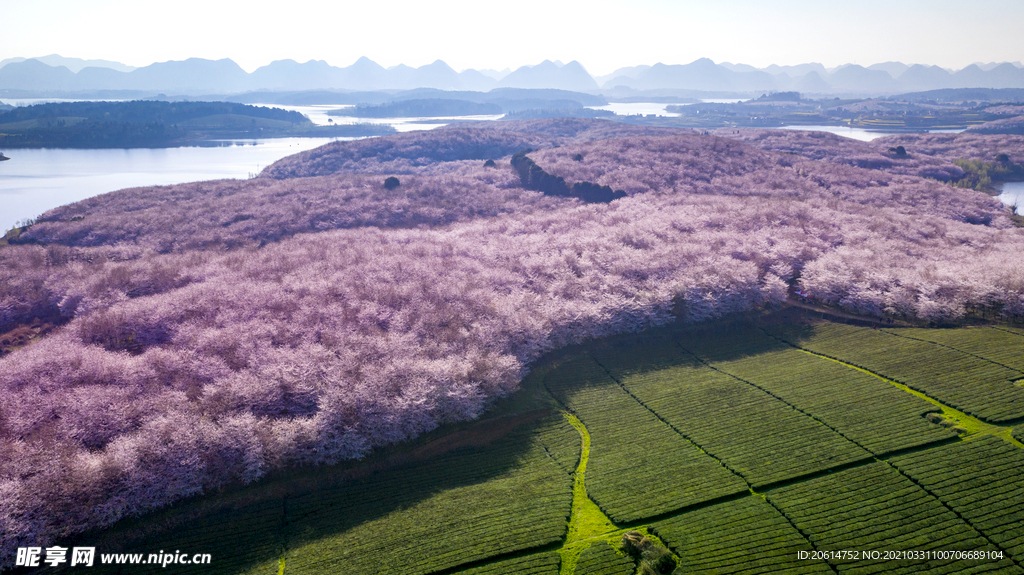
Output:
[{"xmin": 2, "ymin": 0, "xmax": 1022, "ymax": 75}]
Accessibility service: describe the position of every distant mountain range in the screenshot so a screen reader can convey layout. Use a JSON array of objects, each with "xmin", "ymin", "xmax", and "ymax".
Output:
[
  {"xmin": 599, "ymin": 58, "xmax": 1024, "ymax": 95},
  {"xmin": 2, "ymin": 55, "xmax": 1024, "ymax": 97}
]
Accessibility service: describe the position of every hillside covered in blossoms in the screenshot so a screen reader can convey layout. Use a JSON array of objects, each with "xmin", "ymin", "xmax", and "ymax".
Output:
[{"xmin": 1, "ymin": 118, "xmax": 1023, "ymax": 561}]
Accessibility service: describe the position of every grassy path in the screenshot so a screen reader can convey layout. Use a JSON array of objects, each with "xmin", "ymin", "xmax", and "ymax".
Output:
[
  {"xmin": 556, "ymin": 413, "xmax": 618, "ymax": 574},
  {"xmin": 555, "ymin": 412, "xmax": 679, "ymax": 575}
]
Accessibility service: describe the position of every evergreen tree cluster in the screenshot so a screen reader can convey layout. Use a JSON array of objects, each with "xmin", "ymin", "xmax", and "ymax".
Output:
[
  {"xmin": 0, "ymin": 100, "xmax": 307, "ymax": 125},
  {"xmin": 511, "ymin": 150, "xmax": 625, "ymax": 203}
]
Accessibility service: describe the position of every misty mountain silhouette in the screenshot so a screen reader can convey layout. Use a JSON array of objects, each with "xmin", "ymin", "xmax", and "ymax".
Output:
[{"xmin": 2, "ymin": 56, "xmax": 1024, "ymax": 96}]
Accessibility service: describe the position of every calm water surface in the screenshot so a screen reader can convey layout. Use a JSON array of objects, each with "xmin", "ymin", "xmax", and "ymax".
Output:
[
  {"xmin": 588, "ymin": 99, "xmax": 749, "ymax": 117},
  {"xmin": 998, "ymin": 182, "xmax": 1024, "ymax": 214},
  {"xmin": 589, "ymin": 102, "xmax": 682, "ymax": 116},
  {"xmin": 0, "ymin": 138, "xmax": 344, "ymax": 232},
  {"xmin": 780, "ymin": 125, "xmax": 965, "ymax": 142},
  {"xmin": 265, "ymin": 104, "xmax": 504, "ymax": 132}
]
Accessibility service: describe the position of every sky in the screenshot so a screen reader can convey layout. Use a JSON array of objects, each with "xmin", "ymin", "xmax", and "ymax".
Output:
[{"xmin": 1, "ymin": 0, "xmax": 1022, "ymax": 76}]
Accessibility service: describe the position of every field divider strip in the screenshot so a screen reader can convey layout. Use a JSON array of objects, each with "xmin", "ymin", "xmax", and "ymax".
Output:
[
  {"xmin": 587, "ymin": 353, "xmax": 839, "ymax": 572},
  {"xmin": 610, "ymin": 490, "xmax": 753, "ymax": 530},
  {"xmin": 748, "ymin": 493, "xmax": 840, "ymax": 575},
  {"xmin": 877, "ymin": 328, "xmax": 1024, "ymax": 377},
  {"xmin": 871, "ymin": 436, "xmax": 963, "ymax": 461},
  {"xmin": 422, "ymin": 543, "xmax": 565, "ymax": 575},
  {"xmin": 991, "ymin": 326, "xmax": 1024, "ymax": 340},
  {"xmin": 752, "ymin": 455, "xmax": 885, "ymax": 493}
]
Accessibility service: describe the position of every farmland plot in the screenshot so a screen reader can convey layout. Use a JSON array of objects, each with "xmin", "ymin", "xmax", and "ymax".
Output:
[
  {"xmin": 766, "ymin": 462, "xmax": 1021, "ymax": 573},
  {"xmin": 676, "ymin": 327, "xmax": 956, "ymax": 454},
  {"xmin": 60, "ymin": 498, "xmax": 289, "ymax": 575},
  {"xmin": 60, "ymin": 414, "xmax": 575, "ymax": 575},
  {"xmin": 766, "ymin": 323, "xmax": 1024, "ymax": 422},
  {"xmin": 883, "ymin": 327, "xmax": 1024, "ymax": 373},
  {"xmin": 592, "ymin": 337, "xmax": 872, "ymax": 486},
  {"xmin": 282, "ymin": 426, "xmax": 572, "ymax": 574},
  {"xmin": 651, "ymin": 494, "xmax": 832, "ymax": 574},
  {"xmin": 452, "ymin": 552, "xmax": 561, "ymax": 575},
  {"xmin": 890, "ymin": 436, "xmax": 1024, "ymax": 563},
  {"xmin": 573, "ymin": 541, "xmax": 635, "ymax": 575},
  {"xmin": 544, "ymin": 356, "xmax": 748, "ymax": 523}
]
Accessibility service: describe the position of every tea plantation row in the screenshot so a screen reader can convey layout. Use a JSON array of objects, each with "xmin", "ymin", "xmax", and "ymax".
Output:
[{"xmin": 35, "ymin": 319, "xmax": 1023, "ymax": 574}]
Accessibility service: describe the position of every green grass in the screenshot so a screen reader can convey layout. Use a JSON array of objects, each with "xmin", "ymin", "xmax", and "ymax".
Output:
[
  {"xmin": 544, "ymin": 356, "xmax": 748, "ymax": 523},
  {"xmin": 556, "ymin": 412, "xmax": 619, "ymax": 575},
  {"xmin": 766, "ymin": 323, "xmax": 1024, "ymax": 422},
  {"xmin": 651, "ymin": 494, "xmax": 832, "ymax": 574},
  {"xmin": 889, "ymin": 436, "xmax": 1024, "ymax": 564},
  {"xmin": 593, "ymin": 335, "xmax": 872, "ymax": 486}
]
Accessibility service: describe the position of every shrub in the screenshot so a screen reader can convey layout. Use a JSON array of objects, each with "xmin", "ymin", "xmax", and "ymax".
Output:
[
  {"xmin": 510, "ymin": 151, "xmax": 570, "ymax": 197},
  {"xmin": 619, "ymin": 531, "xmax": 646, "ymax": 556},
  {"xmin": 383, "ymin": 176, "xmax": 401, "ymax": 190},
  {"xmin": 483, "ymin": 159, "xmax": 497, "ymax": 168},
  {"xmin": 619, "ymin": 531, "xmax": 677, "ymax": 575}
]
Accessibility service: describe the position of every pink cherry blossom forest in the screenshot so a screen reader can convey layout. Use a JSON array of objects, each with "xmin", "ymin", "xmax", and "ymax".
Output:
[{"xmin": 1, "ymin": 118, "xmax": 1023, "ymax": 560}]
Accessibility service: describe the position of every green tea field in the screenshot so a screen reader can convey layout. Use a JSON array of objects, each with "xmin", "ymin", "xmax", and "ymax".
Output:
[{"xmin": 40, "ymin": 314, "xmax": 1024, "ymax": 574}]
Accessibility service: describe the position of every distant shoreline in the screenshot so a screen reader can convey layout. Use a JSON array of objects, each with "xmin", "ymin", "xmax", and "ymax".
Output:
[{"xmin": 0, "ymin": 100, "xmax": 397, "ymax": 149}]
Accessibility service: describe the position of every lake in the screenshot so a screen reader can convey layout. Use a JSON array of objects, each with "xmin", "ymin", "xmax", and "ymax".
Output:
[
  {"xmin": 780, "ymin": 125, "xmax": 965, "ymax": 142},
  {"xmin": 998, "ymin": 182, "xmax": 1024, "ymax": 214},
  {"xmin": 589, "ymin": 102, "xmax": 682, "ymax": 117},
  {"xmin": 262, "ymin": 104, "xmax": 504, "ymax": 132},
  {"xmin": 0, "ymin": 138, "xmax": 344, "ymax": 233},
  {"xmin": 587, "ymin": 99, "xmax": 750, "ymax": 117}
]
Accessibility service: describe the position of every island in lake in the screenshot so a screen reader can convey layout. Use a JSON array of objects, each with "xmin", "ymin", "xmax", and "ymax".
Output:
[{"xmin": 0, "ymin": 100, "xmax": 395, "ymax": 148}]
